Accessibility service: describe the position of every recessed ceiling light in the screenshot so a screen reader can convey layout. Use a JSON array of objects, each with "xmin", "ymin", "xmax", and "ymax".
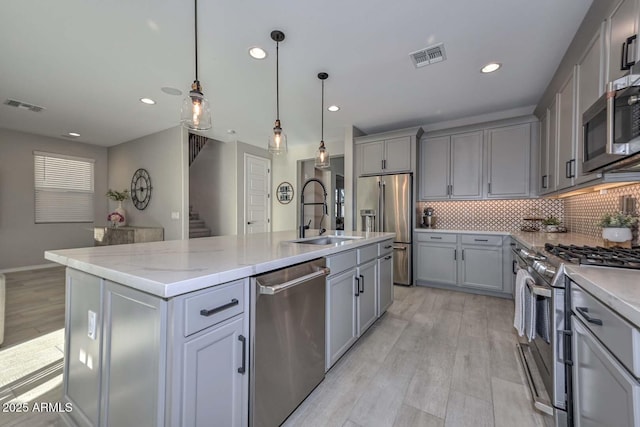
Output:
[
  {"xmin": 249, "ymin": 47, "xmax": 267, "ymax": 60},
  {"xmin": 481, "ymin": 62, "xmax": 501, "ymax": 73},
  {"xmin": 327, "ymin": 105, "xmax": 340, "ymax": 112},
  {"xmin": 68, "ymin": 132, "xmax": 80, "ymax": 137},
  {"xmin": 140, "ymin": 98, "xmax": 156, "ymax": 105},
  {"xmin": 161, "ymin": 87, "xmax": 183, "ymax": 96}
]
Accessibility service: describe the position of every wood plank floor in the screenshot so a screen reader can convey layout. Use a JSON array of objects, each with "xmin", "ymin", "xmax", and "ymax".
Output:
[
  {"xmin": 0, "ymin": 267, "xmax": 66, "ymax": 427},
  {"xmin": 283, "ymin": 285, "xmax": 552, "ymax": 427}
]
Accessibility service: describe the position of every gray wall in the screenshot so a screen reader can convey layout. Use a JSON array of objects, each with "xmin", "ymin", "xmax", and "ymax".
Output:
[
  {"xmin": 107, "ymin": 126, "xmax": 187, "ymax": 241},
  {"xmin": 0, "ymin": 128, "xmax": 108, "ymax": 269},
  {"xmin": 189, "ymin": 139, "xmax": 271, "ymax": 236}
]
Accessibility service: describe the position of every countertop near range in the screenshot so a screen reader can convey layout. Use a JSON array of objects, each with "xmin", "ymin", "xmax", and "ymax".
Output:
[
  {"xmin": 565, "ymin": 265, "xmax": 640, "ymax": 329},
  {"xmin": 414, "ymin": 228, "xmax": 604, "ymax": 250},
  {"xmin": 510, "ymin": 231, "xmax": 604, "ymax": 250},
  {"xmin": 44, "ymin": 230, "xmax": 394, "ymax": 298}
]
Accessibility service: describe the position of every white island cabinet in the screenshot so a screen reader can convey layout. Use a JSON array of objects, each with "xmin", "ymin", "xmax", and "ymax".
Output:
[{"xmin": 46, "ymin": 230, "xmax": 395, "ymax": 427}]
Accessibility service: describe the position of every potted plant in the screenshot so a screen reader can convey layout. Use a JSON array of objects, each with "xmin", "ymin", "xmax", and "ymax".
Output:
[
  {"xmin": 106, "ymin": 189, "xmax": 130, "ymax": 227},
  {"xmin": 542, "ymin": 216, "xmax": 561, "ymax": 232},
  {"xmin": 599, "ymin": 212, "xmax": 637, "ymax": 242}
]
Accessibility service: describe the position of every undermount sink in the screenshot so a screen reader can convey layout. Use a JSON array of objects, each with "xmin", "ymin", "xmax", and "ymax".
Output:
[{"xmin": 292, "ymin": 236, "xmax": 360, "ymax": 245}]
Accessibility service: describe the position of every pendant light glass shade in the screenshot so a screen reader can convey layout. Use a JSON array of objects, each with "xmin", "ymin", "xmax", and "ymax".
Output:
[
  {"xmin": 181, "ymin": 81, "xmax": 212, "ymax": 130},
  {"xmin": 181, "ymin": 0, "xmax": 212, "ymax": 131},
  {"xmin": 268, "ymin": 30, "xmax": 287, "ymax": 155},
  {"xmin": 315, "ymin": 72, "xmax": 330, "ymax": 168}
]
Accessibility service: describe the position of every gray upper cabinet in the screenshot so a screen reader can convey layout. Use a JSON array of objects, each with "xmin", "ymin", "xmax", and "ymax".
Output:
[
  {"xmin": 419, "ymin": 135, "xmax": 450, "ymax": 200},
  {"xmin": 419, "ymin": 131, "xmax": 482, "ymax": 200},
  {"xmin": 606, "ymin": 0, "xmax": 638, "ymax": 84},
  {"xmin": 576, "ymin": 28, "xmax": 605, "ymax": 186},
  {"xmin": 355, "ymin": 129, "xmax": 422, "ymax": 176},
  {"xmin": 485, "ymin": 123, "xmax": 531, "ymax": 198},
  {"xmin": 539, "ymin": 111, "xmax": 550, "ymax": 194},
  {"xmin": 557, "ymin": 69, "xmax": 577, "ymax": 191},
  {"xmin": 359, "ymin": 140, "xmax": 385, "ymax": 175}
]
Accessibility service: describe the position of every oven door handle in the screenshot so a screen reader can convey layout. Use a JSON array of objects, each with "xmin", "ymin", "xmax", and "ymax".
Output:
[
  {"xmin": 557, "ymin": 330, "xmax": 573, "ymax": 366},
  {"xmin": 526, "ymin": 281, "xmax": 552, "ymax": 298}
]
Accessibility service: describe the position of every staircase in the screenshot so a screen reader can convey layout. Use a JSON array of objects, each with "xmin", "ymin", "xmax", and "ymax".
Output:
[{"xmin": 189, "ymin": 207, "xmax": 211, "ymax": 239}]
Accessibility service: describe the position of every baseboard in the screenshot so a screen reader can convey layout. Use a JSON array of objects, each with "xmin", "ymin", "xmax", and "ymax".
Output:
[{"xmin": 0, "ymin": 263, "xmax": 60, "ymax": 274}]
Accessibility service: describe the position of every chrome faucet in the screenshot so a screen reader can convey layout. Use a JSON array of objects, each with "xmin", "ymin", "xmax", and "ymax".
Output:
[{"xmin": 299, "ymin": 178, "xmax": 328, "ymax": 238}]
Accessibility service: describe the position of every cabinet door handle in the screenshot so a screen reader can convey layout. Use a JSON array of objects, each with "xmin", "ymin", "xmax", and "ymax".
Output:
[
  {"xmin": 454, "ymin": 249, "xmax": 457, "ymax": 261},
  {"xmin": 622, "ymin": 35, "xmax": 637, "ymax": 70},
  {"xmin": 429, "ymin": 236, "xmax": 442, "ymax": 240},
  {"xmin": 384, "ymin": 255, "xmax": 392, "ymax": 260},
  {"xmin": 565, "ymin": 160, "xmax": 570, "ymax": 179},
  {"xmin": 200, "ymin": 298, "xmax": 239, "ymax": 317},
  {"xmin": 570, "ymin": 159, "xmax": 576, "ymax": 178},
  {"xmin": 247, "ymin": 221, "xmax": 256, "ymax": 225},
  {"xmin": 461, "ymin": 249, "xmax": 465, "ymax": 261},
  {"xmin": 474, "ymin": 239, "xmax": 488, "ymax": 242},
  {"xmin": 384, "ymin": 245, "xmax": 393, "ymax": 249},
  {"xmin": 542, "ymin": 174, "xmax": 548, "ymax": 189},
  {"xmin": 488, "ymin": 182, "xmax": 492, "ymax": 194},
  {"xmin": 359, "ymin": 274, "xmax": 365, "ymax": 293},
  {"xmin": 355, "ymin": 276, "xmax": 360, "ymax": 297},
  {"xmin": 575, "ymin": 307, "xmax": 603, "ymax": 326},
  {"xmin": 238, "ymin": 335, "xmax": 247, "ymax": 374},
  {"xmin": 512, "ymin": 259, "xmax": 518, "ymax": 275}
]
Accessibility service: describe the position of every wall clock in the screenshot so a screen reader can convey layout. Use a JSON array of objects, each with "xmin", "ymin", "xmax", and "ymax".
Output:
[{"xmin": 130, "ymin": 168, "xmax": 152, "ymax": 210}]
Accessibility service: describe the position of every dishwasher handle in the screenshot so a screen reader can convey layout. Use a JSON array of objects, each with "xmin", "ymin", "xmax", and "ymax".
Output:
[{"xmin": 259, "ymin": 267, "xmax": 331, "ymax": 295}]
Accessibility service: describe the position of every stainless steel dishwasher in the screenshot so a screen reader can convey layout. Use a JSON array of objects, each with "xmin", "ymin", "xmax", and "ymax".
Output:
[{"xmin": 250, "ymin": 258, "xmax": 329, "ymax": 427}]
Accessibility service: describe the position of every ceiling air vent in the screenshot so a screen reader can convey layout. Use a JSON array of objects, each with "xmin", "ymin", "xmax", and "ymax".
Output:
[
  {"xmin": 409, "ymin": 43, "xmax": 446, "ymax": 68},
  {"xmin": 3, "ymin": 98, "xmax": 46, "ymax": 113}
]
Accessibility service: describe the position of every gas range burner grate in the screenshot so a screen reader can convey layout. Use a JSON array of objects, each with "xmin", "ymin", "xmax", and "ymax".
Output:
[{"xmin": 544, "ymin": 243, "xmax": 640, "ymax": 269}]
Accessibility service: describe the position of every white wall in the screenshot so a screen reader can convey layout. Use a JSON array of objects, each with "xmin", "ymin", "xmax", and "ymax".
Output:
[
  {"xmin": 272, "ymin": 139, "xmax": 346, "ymax": 232},
  {"xmin": 0, "ymin": 128, "xmax": 108, "ymax": 269},
  {"xmin": 189, "ymin": 139, "xmax": 271, "ymax": 236},
  {"xmin": 108, "ymin": 126, "xmax": 187, "ymax": 241}
]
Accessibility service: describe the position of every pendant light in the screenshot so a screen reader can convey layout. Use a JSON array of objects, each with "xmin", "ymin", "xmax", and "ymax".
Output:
[
  {"xmin": 268, "ymin": 30, "xmax": 287, "ymax": 155},
  {"xmin": 315, "ymin": 72, "xmax": 330, "ymax": 168},
  {"xmin": 180, "ymin": 0, "xmax": 212, "ymax": 130}
]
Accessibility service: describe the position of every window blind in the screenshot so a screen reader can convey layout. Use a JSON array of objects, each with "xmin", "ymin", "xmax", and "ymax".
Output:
[{"xmin": 34, "ymin": 151, "xmax": 95, "ymax": 223}]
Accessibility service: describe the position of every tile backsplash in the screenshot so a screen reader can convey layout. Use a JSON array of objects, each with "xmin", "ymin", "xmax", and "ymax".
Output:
[
  {"xmin": 417, "ymin": 183, "xmax": 640, "ymax": 244},
  {"xmin": 416, "ymin": 199, "xmax": 564, "ymax": 232},
  {"xmin": 565, "ymin": 183, "xmax": 640, "ymax": 244}
]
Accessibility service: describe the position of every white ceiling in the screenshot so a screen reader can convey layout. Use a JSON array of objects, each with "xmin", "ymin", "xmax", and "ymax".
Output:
[{"xmin": 0, "ymin": 0, "xmax": 593, "ymax": 148}]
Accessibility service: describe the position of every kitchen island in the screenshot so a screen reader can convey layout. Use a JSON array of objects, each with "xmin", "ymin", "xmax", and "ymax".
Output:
[{"xmin": 44, "ymin": 230, "xmax": 395, "ymax": 427}]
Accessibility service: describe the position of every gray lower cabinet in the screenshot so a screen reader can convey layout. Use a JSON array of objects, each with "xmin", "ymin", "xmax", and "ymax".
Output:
[
  {"xmin": 357, "ymin": 260, "xmax": 377, "ymax": 334},
  {"xmin": 571, "ymin": 317, "xmax": 640, "ymax": 426},
  {"xmin": 182, "ymin": 316, "xmax": 246, "ymax": 427},
  {"xmin": 377, "ymin": 252, "xmax": 393, "ymax": 316},
  {"xmin": 416, "ymin": 241, "xmax": 457, "ymax": 285},
  {"xmin": 326, "ymin": 267, "xmax": 358, "ymax": 370},
  {"xmin": 459, "ymin": 243, "xmax": 503, "ymax": 292},
  {"xmin": 415, "ymin": 232, "xmax": 508, "ymax": 296},
  {"xmin": 62, "ymin": 268, "xmax": 248, "ymax": 427}
]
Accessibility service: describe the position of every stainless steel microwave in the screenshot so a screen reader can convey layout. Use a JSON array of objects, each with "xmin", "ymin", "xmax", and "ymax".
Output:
[{"xmin": 582, "ymin": 80, "xmax": 640, "ymax": 173}]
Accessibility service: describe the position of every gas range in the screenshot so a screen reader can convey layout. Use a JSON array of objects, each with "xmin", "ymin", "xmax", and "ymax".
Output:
[{"xmin": 543, "ymin": 243, "xmax": 640, "ymax": 269}]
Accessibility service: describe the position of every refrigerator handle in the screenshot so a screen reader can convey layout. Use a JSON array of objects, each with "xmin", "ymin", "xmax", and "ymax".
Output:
[{"xmin": 379, "ymin": 180, "xmax": 385, "ymax": 232}]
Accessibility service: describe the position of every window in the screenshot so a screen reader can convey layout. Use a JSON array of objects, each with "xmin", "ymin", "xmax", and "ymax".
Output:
[{"xmin": 34, "ymin": 151, "xmax": 95, "ymax": 223}]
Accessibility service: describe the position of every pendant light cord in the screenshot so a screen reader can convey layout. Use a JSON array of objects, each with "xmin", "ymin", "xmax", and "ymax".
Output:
[
  {"xmin": 194, "ymin": 0, "xmax": 199, "ymax": 82},
  {"xmin": 321, "ymin": 79, "xmax": 324, "ymax": 141},
  {"xmin": 276, "ymin": 41, "xmax": 280, "ymax": 120}
]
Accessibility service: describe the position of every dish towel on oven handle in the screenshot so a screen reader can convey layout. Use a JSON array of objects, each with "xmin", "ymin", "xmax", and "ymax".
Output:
[{"xmin": 514, "ymin": 268, "xmax": 536, "ymax": 341}]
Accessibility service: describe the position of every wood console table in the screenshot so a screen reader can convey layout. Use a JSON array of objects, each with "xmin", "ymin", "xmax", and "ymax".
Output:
[{"xmin": 94, "ymin": 226, "xmax": 164, "ymax": 246}]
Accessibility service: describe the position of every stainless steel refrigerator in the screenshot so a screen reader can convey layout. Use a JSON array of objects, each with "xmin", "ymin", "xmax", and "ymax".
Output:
[{"xmin": 356, "ymin": 173, "xmax": 412, "ymax": 285}]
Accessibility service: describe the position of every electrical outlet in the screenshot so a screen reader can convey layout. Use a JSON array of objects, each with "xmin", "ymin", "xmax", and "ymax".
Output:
[{"xmin": 171, "ymin": 211, "xmax": 180, "ymax": 220}]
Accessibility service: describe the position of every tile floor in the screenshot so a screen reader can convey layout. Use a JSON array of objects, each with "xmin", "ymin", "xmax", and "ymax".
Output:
[
  {"xmin": 283, "ymin": 285, "xmax": 551, "ymax": 427},
  {"xmin": 0, "ymin": 268, "xmax": 551, "ymax": 426}
]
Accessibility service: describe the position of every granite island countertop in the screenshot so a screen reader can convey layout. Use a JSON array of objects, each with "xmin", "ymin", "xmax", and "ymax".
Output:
[{"xmin": 45, "ymin": 230, "xmax": 395, "ymax": 298}]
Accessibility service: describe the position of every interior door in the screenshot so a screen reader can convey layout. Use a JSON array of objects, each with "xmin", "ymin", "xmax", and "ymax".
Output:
[{"xmin": 244, "ymin": 154, "xmax": 271, "ymax": 234}]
